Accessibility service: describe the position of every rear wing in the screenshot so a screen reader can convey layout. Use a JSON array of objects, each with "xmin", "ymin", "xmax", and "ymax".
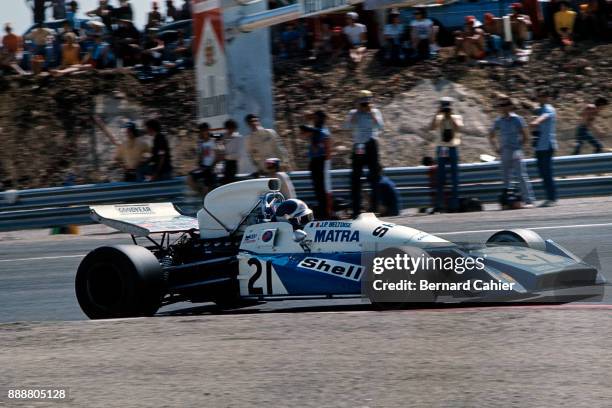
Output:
[{"xmin": 90, "ymin": 203, "xmax": 199, "ymax": 237}]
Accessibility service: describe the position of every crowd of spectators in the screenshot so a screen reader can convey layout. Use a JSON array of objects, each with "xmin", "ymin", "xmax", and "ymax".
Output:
[
  {"xmin": 274, "ymin": 1, "xmax": 608, "ymax": 66},
  {"xmin": 2, "ymin": 0, "xmax": 609, "ymax": 76},
  {"xmin": 0, "ymin": 0, "xmax": 193, "ymax": 77},
  {"xmin": 1, "ymin": 2, "xmax": 610, "ymax": 216}
]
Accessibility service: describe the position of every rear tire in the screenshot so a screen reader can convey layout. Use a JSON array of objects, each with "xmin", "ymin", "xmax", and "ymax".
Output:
[
  {"xmin": 75, "ymin": 245, "xmax": 165, "ymax": 319},
  {"xmin": 486, "ymin": 229, "xmax": 547, "ymax": 251}
]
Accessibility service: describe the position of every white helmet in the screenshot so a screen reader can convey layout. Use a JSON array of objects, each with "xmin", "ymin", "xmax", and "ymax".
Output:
[{"xmin": 274, "ymin": 199, "xmax": 313, "ymax": 229}]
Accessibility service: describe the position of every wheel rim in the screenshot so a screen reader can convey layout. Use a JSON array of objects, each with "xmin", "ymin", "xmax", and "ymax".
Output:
[{"xmin": 86, "ymin": 263, "xmax": 126, "ymax": 313}]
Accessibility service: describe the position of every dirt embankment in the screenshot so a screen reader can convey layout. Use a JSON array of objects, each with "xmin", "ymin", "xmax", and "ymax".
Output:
[
  {"xmin": 274, "ymin": 42, "xmax": 612, "ymax": 169},
  {"xmin": 1, "ymin": 42, "xmax": 611, "ymax": 189}
]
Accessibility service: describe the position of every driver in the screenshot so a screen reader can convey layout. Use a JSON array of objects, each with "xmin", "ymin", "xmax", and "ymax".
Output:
[{"xmin": 274, "ymin": 199, "xmax": 314, "ymax": 230}]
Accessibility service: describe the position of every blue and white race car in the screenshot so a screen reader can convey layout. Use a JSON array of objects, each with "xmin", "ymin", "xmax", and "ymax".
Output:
[{"xmin": 75, "ymin": 178, "xmax": 606, "ymax": 319}]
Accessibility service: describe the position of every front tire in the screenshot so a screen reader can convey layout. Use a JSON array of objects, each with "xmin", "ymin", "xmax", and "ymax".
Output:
[
  {"xmin": 75, "ymin": 245, "xmax": 165, "ymax": 319},
  {"xmin": 486, "ymin": 229, "xmax": 547, "ymax": 251}
]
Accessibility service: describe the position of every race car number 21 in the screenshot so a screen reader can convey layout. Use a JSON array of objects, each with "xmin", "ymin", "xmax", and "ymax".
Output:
[{"xmin": 247, "ymin": 258, "xmax": 273, "ymax": 295}]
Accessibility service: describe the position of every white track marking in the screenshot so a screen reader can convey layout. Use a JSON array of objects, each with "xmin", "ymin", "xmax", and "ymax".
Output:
[
  {"xmin": 0, "ymin": 254, "xmax": 85, "ymax": 263},
  {"xmin": 436, "ymin": 222, "xmax": 612, "ymax": 236}
]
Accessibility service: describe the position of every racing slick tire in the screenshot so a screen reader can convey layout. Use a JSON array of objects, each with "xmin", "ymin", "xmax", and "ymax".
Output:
[
  {"xmin": 486, "ymin": 229, "xmax": 547, "ymax": 252},
  {"xmin": 75, "ymin": 245, "xmax": 165, "ymax": 319}
]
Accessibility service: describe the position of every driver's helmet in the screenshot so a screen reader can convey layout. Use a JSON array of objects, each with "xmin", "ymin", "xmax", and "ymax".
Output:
[{"xmin": 274, "ymin": 199, "xmax": 313, "ymax": 230}]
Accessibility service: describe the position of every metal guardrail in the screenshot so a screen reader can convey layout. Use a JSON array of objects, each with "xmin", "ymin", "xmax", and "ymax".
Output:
[{"xmin": 1, "ymin": 153, "xmax": 611, "ymax": 232}]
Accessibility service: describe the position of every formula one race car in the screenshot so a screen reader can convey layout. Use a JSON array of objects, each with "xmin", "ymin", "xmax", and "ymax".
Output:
[{"xmin": 75, "ymin": 178, "xmax": 606, "ymax": 319}]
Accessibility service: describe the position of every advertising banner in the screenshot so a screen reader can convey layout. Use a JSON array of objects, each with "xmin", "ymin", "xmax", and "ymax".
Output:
[{"xmin": 193, "ymin": 0, "xmax": 229, "ymax": 129}]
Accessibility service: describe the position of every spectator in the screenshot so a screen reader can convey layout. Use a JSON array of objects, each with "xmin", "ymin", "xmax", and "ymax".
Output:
[
  {"xmin": 554, "ymin": 1, "xmax": 577, "ymax": 46},
  {"xmin": 329, "ymin": 26, "xmax": 346, "ymax": 59},
  {"xmin": 0, "ymin": 24, "xmax": 24, "ymax": 75},
  {"xmin": 522, "ymin": 0, "xmax": 545, "ymax": 38},
  {"xmin": 573, "ymin": 97, "xmax": 608, "ymax": 154},
  {"xmin": 429, "ymin": 97, "xmax": 463, "ymax": 212},
  {"xmin": 58, "ymin": 20, "xmax": 79, "ymax": 41},
  {"xmin": 488, "ymin": 96, "xmax": 535, "ymax": 208},
  {"xmin": 279, "ymin": 23, "xmax": 301, "ymax": 58},
  {"xmin": 2, "ymin": 24, "xmax": 22, "ymax": 60},
  {"xmin": 455, "ymin": 16, "xmax": 486, "ymax": 61},
  {"xmin": 180, "ymin": 0, "xmax": 192, "ymax": 20},
  {"xmin": 26, "ymin": 23, "xmax": 55, "ymax": 55},
  {"xmin": 483, "ymin": 13, "xmax": 503, "ymax": 56},
  {"xmin": 301, "ymin": 111, "xmax": 332, "ymax": 218},
  {"xmin": 383, "ymin": 10, "xmax": 405, "ymax": 62},
  {"xmin": 222, "ymin": 119, "xmax": 243, "ymax": 185},
  {"xmin": 94, "ymin": 118, "xmax": 149, "ymax": 182},
  {"xmin": 344, "ymin": 90, "xmax": 384, "ymax": 217},
  {"xmin": 577, "ymin": 0, "xmax": 608, "ymax": 41},
  {"xmin": 509, "ymin": 3, "xmax": 532, "ymax": 49},
  {"xmin": 145, "ymin": 118, "xmax": 173, "ymax": 181},
  {"xmin": 66, "ymin": 1, "xmax": 80, "ymax": 30},
  {"xmin": 529, "ymin": 89, "xmax": 558, "ymax": 207},
  {"xmin": 86, "ymin": 0, "xmax": 114, "ymax": 29},
  {"xmin": 147, "ymin": 1, "xmax": 164, "ymax": 29},
  {"xmin": 188, "ymin": 122, "xmax": 218, "ymax": 195},
  {"xmin": 343, "ymin": 12, "xmax": 367, "ymax": 63},
  {"xmin": 114, "ymin": 122, "xmax": 150, "ymax": 182},
  {"xmin": 410, "ymin": 8, "xmax": 434, "ymax": 59},
  {"xmin": 114, "ymin": 18, "xmax": 141, "ymax": 66},
  {"xmin": 264, "ymin": 158, "xmax": 296, "ymax": 199},
  {"xmin": 27, "ymin": 0, "xmax": 50, "ymax": 25},
  {"xmin": 114, "ymin": 0, "xmax": 134, "ymax": 21},
  {"xmin": 244, "ymin": 114, "xmax": 291, "ymax": 175},
  {"xmin": 377, "ymin": 173, "xmax": 401, "ymax": 217},
  {"xmin": 82, "ymin": 33, "xmax": 114, "ymax": 69},
  {"xmin": 52, "ymin": 0, "xmax": 66, "ymax": 20},
  {"xmin": 25, "ymin": 23, "xmax": 55, "ymax": 72},
  {"xmin": 166, "ymin": 0, "xmax": 178, "ymax": 22},
  {"xmin": 59, "ymin": 32, "xmax": 82, "ymax": 68}
]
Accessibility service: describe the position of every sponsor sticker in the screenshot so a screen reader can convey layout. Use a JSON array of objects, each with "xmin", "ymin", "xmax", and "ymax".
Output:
[
  {"xmin": 116, "ymin": 205, "xmax": 154, "ymax": 215},
  {"xmin": 314, "ymin": 229, "xmax": 360, "ymax": 243},
  {"xmin": 298, "ymin": 257, "xmax": 364, "ymax": 281},
  {"xmin": 313, "ymin": 221, "xmax": 351, "ymax": 228},
  {"xmin": 244, "ymin": 232, "xmax": 258, "ymax": 244},
  {"xmin": 262, "ymin": 230, "xmax": 274, "ymax": 243}
]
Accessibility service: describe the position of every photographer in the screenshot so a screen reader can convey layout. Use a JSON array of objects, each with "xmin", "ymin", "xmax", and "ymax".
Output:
[
  {"xmin": 429, "ymin": 97, "xmax": 463, "ymax": 212},
  {"xmin": 344, "ymin": 90, "xmax": 384, "ymax": 217}
]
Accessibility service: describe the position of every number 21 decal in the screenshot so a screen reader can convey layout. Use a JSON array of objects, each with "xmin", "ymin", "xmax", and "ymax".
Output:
[{"xmin": 247, "ymin": 258, "xmax": 273, "ymax": 295}]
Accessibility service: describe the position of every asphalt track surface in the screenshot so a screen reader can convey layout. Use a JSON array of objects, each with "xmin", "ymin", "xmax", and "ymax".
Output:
[
  {"xmin": 1, "ymin": 196, "xmax": 612, "ymax": 407},
  {"xmin": 1, "ymin": 196, "xmax": 611, "ymax": 323}
]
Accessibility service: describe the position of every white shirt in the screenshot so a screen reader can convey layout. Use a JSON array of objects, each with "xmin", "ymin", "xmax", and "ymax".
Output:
[
  {"xmin": 224, "ymin": 132, "xmax": 244, "ymax": 161},
  {"xmin": 410, "ymin": 19, "xmax": 433, "ymax": 39},
  {"xmin": 432, "ymin": 114, "xmax": 464, "ymax": 147},
  {"xmin": 384, "ymin": 24, "xmax": 403, "ymax": 40},
  {"xmin": 199, "ymin": 139, "xmax": 216, "ymax": 167},
  {"xmin": 344, "ymin": 108, "xmax": 385, "ymax": 144},
  {"xmin": 343, "ymin": 23, "xmax": 366, "ymax": 46}
]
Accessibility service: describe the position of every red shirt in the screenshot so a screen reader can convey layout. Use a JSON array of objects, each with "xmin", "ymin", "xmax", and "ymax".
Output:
[{"xmin": 2, "ymin": 33, "xmax": 21, "ymax": 54}]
